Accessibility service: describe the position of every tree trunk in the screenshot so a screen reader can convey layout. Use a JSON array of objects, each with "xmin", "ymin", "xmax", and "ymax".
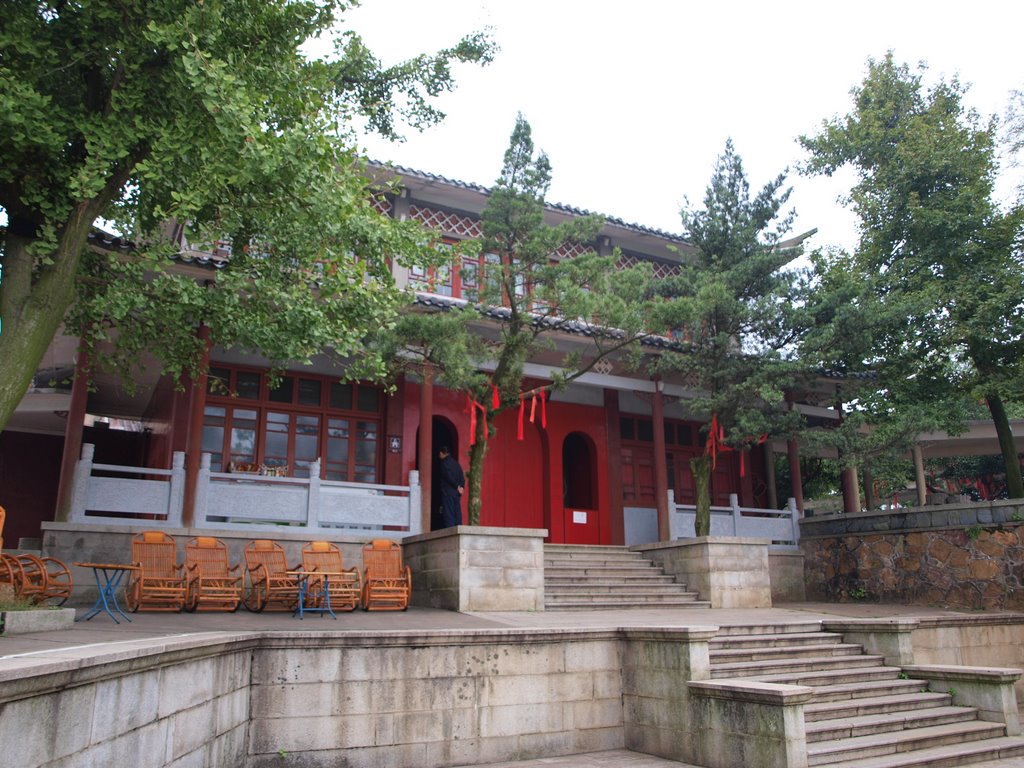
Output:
[
  {"xmin": 466, "ymin": 413, "xmax": 490, "ymax": 525},
  {"xmin": 691, "ymin": 454, "xmax": 712, "ymax": 537},
  {"xmin": 0, "ymin": 234, "xmax": 83, "ymax": 432},
  {"xmin": 988, "ymin": 393, "xmax": 1024, "ymax": 499}
]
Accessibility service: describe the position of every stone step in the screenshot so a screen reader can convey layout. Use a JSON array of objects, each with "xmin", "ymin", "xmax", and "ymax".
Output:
[
  {"xmin": 543, "ymin": 598, "xmax": 712, "ymax": 611},
  {"xmin": 806, "ymin": 705, "xmax": 980, "ymax": 743},
  {"xmin": 547, "ymin": 583, "xmax": 694, "ymax": 596},
  {"xmin": 711, "ymin": 654, "xmax": 886, "ymax": 680},
  {"xmin": 806, "ymin": 721, "xmax": 1008, "ymax": 766},
  {"xmin": 710, "ymin": 643, "xmax": 864, "ymax": 664},
  {"xmin": 711, "ymin": 622, "xmax": 824, "ymax": 637},
  {"xmin": 543, "ymin": 544, "xmax": 698, "ymax": 611},
  {"xmin": 544, "ymin": 550, "xmax": 648, "ymax": 560},
  {"xmin": 544, "ymin": 544, "xmax": 633, "ymax": 553},
  {"xmin": 738, "ymin": 664, "xmax": 905, "ymax": 687},
  {"xmin": 709, "ymin": 631, "xmax": 845, "ymax": 650},
  {"xmin": 815, "ymin": 735, "xmax": 1024, "ymax": 768},
  {"xmin": 544, "ymin": 560, "xmax": 655, "ymax": 572},
  {"xmin": 804, "ymin": 691, "xmax": 954, "ymax": 722},
  {"xmin": 545, "ymin": 591, "xmax": 704, "ymax": 605},
  {"xmin": 544, "ymin": 552, "xmax": 647, "ymax": 565},
  {"xmin": 546, "ymin": 575, "xmax": 678, "ymax": 586},
  {"xmin": 806, "ymin": 677, "xmax": 930, "ymax": 703}
]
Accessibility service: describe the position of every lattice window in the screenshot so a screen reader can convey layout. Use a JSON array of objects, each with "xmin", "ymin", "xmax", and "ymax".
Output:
[
  {"xmin": 552, "ymin": 241, "xmax": 591, "ymax": 260},
  {"xmin": 617, "ymin": 253, "xmax": 680, "ymax": 280},
  {"xmin": 371, "ymin": 195, "xmax": 393, "ymax": 217},
  {"xmin": 409, "ymin": 205, "xmax": 483, "ymax": 238}
]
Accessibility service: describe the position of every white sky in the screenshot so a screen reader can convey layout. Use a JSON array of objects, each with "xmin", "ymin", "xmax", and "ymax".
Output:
[{"xmin": 339, "ymin": 0, "xmax": 1023, "ymax": 254}]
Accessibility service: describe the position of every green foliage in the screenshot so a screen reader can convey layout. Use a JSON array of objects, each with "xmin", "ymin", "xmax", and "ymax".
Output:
[
  {"xmin": 800, "ymin": 53, "xmax": 1024, "ymax": 498},
  {"xmin": 650, "ymin": 139, "xmax": 810, "ymax": 513},
  {"xmin": 364, "ymin": 115, "xmax": 657, "ymax": 524},
  {"xmin": 0, "ymin": 0, "xmax": 493, "ymax": 431},
  {"xmin": 966, "ymin": 524, "xmax": 983, "ymax": 541}
]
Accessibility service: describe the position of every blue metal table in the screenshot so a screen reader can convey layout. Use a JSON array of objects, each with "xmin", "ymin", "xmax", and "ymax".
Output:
[
  {"xmin": 74, "ymin": 562, "xmax": 139, "ymax": 623},
  {"xmin": 289, "ymin": 570, "xmax": 338, "ymax": 620}
]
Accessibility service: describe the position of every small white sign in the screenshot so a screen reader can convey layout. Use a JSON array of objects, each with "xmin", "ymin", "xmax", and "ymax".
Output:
[{"xmin": 572, "ymin": 510, "xmax": 588, "ymax": 525}]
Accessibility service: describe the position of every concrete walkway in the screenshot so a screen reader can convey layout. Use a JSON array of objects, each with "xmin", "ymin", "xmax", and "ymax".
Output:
[
  {"xmin": 0, "ymin": 600, "xmax": 999, "ymax": 658},
  {"xmin": 3, "ymin": 601, "xmax": 1024, "ymax": 767}
]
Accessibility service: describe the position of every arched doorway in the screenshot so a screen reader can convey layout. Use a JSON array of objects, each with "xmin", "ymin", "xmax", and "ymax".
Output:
[
  {"xmin": 562, "ymin": 431, "xmax": 599, "ymax": 543},
  {"xmin": 416, "ymin": 416, "xmax": 458, "ymax": 531}
]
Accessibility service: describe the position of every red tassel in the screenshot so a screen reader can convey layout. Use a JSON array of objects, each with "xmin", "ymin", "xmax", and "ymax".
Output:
[
  {"xmin": 468, "ymin": 395, "xmax": 477, "ymax": 446},
  {"xmin": 540, "ymin": 389, "xmax": 547, "ymax": 428},
  {"xmin": 529, "ymin": 393, "xmax": 537, "ymax": 423},
  {"xmin": 517, "ymin": 395, "xmax": 525, "ymax": 440},
  {"xmin": 492, "ymin": 384, "xmax": 500, "ymax": 409},
  {"xmin": 740, "ymin": 448, "xmax": 746, "ymax": 478}
]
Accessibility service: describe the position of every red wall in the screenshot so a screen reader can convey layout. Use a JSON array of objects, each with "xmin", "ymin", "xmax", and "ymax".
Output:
[
  {"xmin": 401, "ymin": 382, "xmax": 612, "ymax": 542},
  {"xmin": 0, "ymin": 431, "xmax": 64, "ymax": 545}
]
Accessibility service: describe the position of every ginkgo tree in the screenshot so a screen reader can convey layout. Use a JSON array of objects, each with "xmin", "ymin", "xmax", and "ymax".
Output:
[{"xmin": 0, "ymin": 0, "xmax": 493, "ymax": 432}]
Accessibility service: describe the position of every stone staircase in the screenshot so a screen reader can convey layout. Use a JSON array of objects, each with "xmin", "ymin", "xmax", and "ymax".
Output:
[
  {"xmin": 709, "ymin": 623, "xmax": 1024, "ymax": 767},
  {"xmin": 543, "ymin": 544, "xmax": 709, "ymax": 610}
]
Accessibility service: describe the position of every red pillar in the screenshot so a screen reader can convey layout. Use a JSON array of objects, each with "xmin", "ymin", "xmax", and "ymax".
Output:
[
  {"xmin": 55, "ymin": 347, "xmax": 91, "ymax": 522},
  {"xmin": 418, "ymin": 365, "xmax": 433, "ymax": 532},
  {"xmin": 181, "ymin": 325, "xmax": 212, "ymax": 527},
  {"xmin": 604, "ymin": 388, "xmax": 625, "ymax": 545},
  {"xmin": 652, "ymin": 379, "xmax": 670, "ymax": 541},
  {"xmin": 738, "ymin": 447, "xmax": 755, "ymax": 506}
]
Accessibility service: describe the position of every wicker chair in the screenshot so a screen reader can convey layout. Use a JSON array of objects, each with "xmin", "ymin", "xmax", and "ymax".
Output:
[
  {"xmin": 361, "ymin": 539, "xmax": 411, "ymax": 611},
  {"xmin": 124, "ymin": 530, "xmax": 186, "ymax": 612},
  {"xmin": 301, "ymin": 541, "xmax": 362, "ymax": 611},
  {"xmin": 242, "ymin": 539, "xmax": 300, "ymax": 612},
  {"xmin": 0, "ymin": 506, "xmax": 73, "ymax": 605},
  {"xmin": 184, "ymin": 537, "xmax": 242, "ymax": 611}
]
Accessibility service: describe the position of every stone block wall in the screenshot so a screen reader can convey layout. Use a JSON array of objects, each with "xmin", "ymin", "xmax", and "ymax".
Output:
[
  {"xmin": 800, "ymin": 499, "xmax": 1024, "ymax": 610},
  {"xmin": 0, "ymin": 637, "xmax": 252, "ymax": 768},
  {"xmin": 635, "ymin": 537, "xmax": 773, "ymax": 608},
  {"xmin": 247, "ymin": 630, "xmax": 624, "ymax": 768},
  {"xmin": 402, "ymin": 526, "xmax": 546, "ymax": 611}
]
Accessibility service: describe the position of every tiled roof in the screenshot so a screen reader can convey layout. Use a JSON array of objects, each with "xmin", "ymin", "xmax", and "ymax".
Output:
[
  {"xmin": 374, "ymin": 162, "xmax": 692, "ymax": 244},
  {"xmin": 412, "ymin": 293, "xmax": 684, "ymax": 350}
]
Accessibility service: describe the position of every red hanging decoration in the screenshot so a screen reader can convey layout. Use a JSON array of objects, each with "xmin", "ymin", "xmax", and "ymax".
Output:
[
  {"xmin": 517, "ymin": 395, "xmax": 525, "ymax": 440},
  {"xmin": 492, "ymin": 384, "xmax": 500, "ymax": 410},
  {"xmin": 466, "ymin": 395, "xmax": 488, "ymax": 446},
  {"xmin": 540, "ymin": 389, "xmax": 547, "ymax": 428},
  {"xmin": 529, "ymin": 392, "xmax": 537, "ymax": 423},
  {"xmin": 740, "ymin": 448, "xmax": 746, "ymax": 478},
  {"xmin": 706, "ymin": 413, "xmax": 723, "ymax": 469}
]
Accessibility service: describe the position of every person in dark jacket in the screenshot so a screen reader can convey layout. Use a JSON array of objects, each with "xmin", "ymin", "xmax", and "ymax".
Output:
[{"xmin": 437, "ymin": 446, "xmax": 465, "ymax": 528}]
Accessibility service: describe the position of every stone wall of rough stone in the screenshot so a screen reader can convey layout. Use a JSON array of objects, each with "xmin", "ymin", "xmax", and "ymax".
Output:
[{"xmin": 800, "ymin": 500, "xmax": 1024, "ymax": 609}]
